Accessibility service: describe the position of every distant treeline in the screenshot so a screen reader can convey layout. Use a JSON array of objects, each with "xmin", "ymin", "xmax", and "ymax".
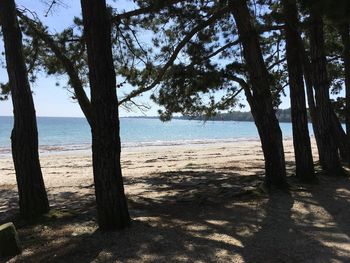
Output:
[
  {"xmin": 126, "ymin": 108, "xmax": 291, "ymax": 122},
  {"xmin": 126, "ymin": 108, "xmax": 296, "ymax": 122},
  {"xmin": 127, "ymin": 108, "xmax": 348, "ymax": 124},
  {"xmin": 183, "ymin": 108, "xmax": 294, "ymax": 122}
]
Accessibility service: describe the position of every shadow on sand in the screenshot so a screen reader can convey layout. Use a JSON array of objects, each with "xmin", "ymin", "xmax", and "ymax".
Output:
[{"xmin": 1, "ymin": 163, "xmax": 350, "ymax": 262}]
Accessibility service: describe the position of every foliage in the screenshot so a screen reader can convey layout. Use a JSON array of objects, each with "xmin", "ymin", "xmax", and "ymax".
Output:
[
  {"xmin": 1, "ymin": 0, "xmax": 348, "ymax": 121},
  {"xmin": 0, "ymin": 83, "xmax": 10, "ymax": 101}
]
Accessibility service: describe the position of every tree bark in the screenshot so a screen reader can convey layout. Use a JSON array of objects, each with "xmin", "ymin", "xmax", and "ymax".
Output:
[
  {"xmin": 331, "ymin": 109, "xmax": 350, "ymax": 163},
  {"xmin": 340, "ymin": 23, "xmax": 350, "ymax": 136},
  {"xmin": 299, "ymin": 41, "xmax": 323, "ymax": 161},
  {"xmin": 334, "ymin": 23, "xmax": 350, "ymax": 164},
  {"xmin": 309, "ymin": 11, "xmax": 343, "ymax": 174},
  {"xmin": 80, "ymin": 0, "xmax": 130, "ymax": 230},
  {"xmin": 299, "ymin": 21, "xmax": 349, "ymax": 167},
  {"xmin": 230, "ymin": 0, "xmax": 288, "ymax": 189},
  {"xmin": 282, "ymin": 0, "xmax": 315, "ymax": 181},
  {"xmin": 0, "ymin": 0, "xmax": 49, "ymax": 218}
]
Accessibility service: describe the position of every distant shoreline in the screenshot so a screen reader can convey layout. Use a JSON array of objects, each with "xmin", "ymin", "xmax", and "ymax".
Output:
[
  {"xmin": 1, "ymin": 115, "xmax": 296, "ymax": 123},
  {"xmin": 0, "ymin": 136, "xmax": 268, "ymax": 156},
  {"xmin": 1, "ymin": 115, "xmax": 300, "ymax": 125}
]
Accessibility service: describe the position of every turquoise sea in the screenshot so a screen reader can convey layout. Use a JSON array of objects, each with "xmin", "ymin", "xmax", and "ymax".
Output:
[{"xmin": 0, "ymin": 116, "xmax": 313, "ymax": 154}]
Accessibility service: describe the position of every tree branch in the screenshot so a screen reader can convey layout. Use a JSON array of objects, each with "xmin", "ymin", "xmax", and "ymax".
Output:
[
  {"xmin": 267, "ymin": 57, "xmax": 287, "ymax": 70},
  {"xmin": 18, "ymin": 12, "xmax": 93, "ymax": 125},
  {"xmin": 111, "ymin": 0, "xmax": 183, "ymax": 25},
  {"xmin": 118, "ymin": 4, "xmax": 231, "ymax": 105},
  {"xmin": 191, "ymin": 39, "xmax": 240, "ymax": 66}
]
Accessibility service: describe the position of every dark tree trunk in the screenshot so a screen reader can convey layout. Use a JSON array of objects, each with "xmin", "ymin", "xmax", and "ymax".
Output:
[
  {"xmin": 299, "ymin": 27, "xmax": 349, "ymax": 167},
  {"xmin": 309, "ymin": 11, "xmax": 343, "ymax": 174},
  {"xmin": 0, "ymin": 0, "xmax": 49, "ymax": 218},
  {"xmin": 80, "ymin": 0, "xmax": 130, "ymax": 230},
  {"xmin": 331, "ymin": 109, "xmax": 350, "ymax": 164},
  {"xmin": 335, "ymin": 23, "xmax": 350, "ymax": 164},
  {"xmin": 230, "ymin": 0, "xmax": 288, "ymax": 189},
  {"xmin": 298, "ymin": 28, "xmax": 326, "ymax": 166},
  {"xmin": 282, "ymin": 0, "xmax": 315, "ymax": 181},
  {"xmin": 340, "ymin": 23, "xmax": 350, "ymax": 136}
]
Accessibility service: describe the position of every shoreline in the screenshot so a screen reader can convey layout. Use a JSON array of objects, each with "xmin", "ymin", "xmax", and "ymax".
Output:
[
  {"xmin": 0, "ymin": 138, "xmax": 317, "ymax": 188},
  {"xmin": 0, "ymin": 136, "xmax": 297, "ymax": 157}
]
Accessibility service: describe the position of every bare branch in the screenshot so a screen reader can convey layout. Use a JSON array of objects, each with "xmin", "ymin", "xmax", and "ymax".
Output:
[
  {"xmin": 121, "ymin": 99, "xmax": 151, "ymax": 115},
  {"xmin": 191, "ymin": 39, "xmax": 240, "ymax": 66},
  {"xmin": 116, "ymin": 26, "xmax": 148, "ymax": 65},
  {"xmin": 44, "ymin": 0, "xmax": 56, "ymax": 17},
  {"xmin": 267, "ymin": 57, "xmax": 287, "ymax": 70}
]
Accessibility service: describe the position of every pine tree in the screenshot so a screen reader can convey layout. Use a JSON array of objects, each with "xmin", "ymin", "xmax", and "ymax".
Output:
[
  {"xmin": 282, "ymin": 0, "xmax": 315, "ymax": 181},
  {"xmin": 0, "ymin": 0, "xmax": 49, "ymax": 218},
  {"xmin": 80, "ymin": 0, "xmax": 130, "ymax": 230}
]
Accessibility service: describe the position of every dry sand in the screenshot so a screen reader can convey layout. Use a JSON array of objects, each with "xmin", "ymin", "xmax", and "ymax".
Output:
[{"xmin": 1, "ymin": 139, "xmax": 350, "ymax": 262}]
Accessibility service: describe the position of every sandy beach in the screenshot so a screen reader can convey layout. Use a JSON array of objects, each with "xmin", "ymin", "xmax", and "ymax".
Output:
[{"xmin": 1, "ymin": 139, "xmax": 350, "ymax": 262}]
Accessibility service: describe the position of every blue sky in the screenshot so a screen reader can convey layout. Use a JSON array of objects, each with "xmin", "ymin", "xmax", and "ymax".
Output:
[{"xmin": 0, "ymin": 0, "xmax": 293, "ymax": 117}]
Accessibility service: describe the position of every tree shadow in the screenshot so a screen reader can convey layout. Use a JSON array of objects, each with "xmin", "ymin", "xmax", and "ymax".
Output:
[
  {"xmin": 310, "ymin": 174, "xmax": 350, "ymax": 242},
  {"xmin": 1, "ymin": 166, "xmax": 350, "ymax": 262},
  {"xmin": 239, "ymin": 190, "xmax": 349, "ymax": 263},
  {"xmin": 0, "ymin": 186, "xmax": 19, "ymax": 224},
  {"xmin": 124, "ymin": 169, "xmax": 263, "ymax": 204}
]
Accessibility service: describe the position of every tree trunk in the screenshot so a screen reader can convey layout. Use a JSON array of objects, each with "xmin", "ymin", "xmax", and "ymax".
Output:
[
  {"xmin": 299, "ymin": 27, "xmax": 349, "ymax": 167},
  {"xmin": 340, "ymin": 23, "xmax": 350, "ymax": 136},
  {"xmin": 309, "ymin": 11, "xmax": 343, "ymax": 174},
  {"xmin": 331, "ymin": 109, "xmax": 350, "ymax": 164},
  {"xmin": 282, "ymin": 0, "xmax": 315, "ymax": 181},
  {"xmin": 298, "ymin": 28, "xmax": 326, "ymax": 166},
  {"xmin": 0, "ymin": 0, "xmax": 49, "ymax": 218},
  {"xmin": 80, "ymin": 0, "xmax": 130, "ymax": 230},
  {"xmin": 230, "ymin": 0, "xmax": 288, "ymax": 189}
]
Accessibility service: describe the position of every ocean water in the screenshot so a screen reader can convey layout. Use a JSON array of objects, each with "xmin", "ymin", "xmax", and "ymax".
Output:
[{"xmin": 0, "ymin": 116, "xmax": 310, "ymax": 154}]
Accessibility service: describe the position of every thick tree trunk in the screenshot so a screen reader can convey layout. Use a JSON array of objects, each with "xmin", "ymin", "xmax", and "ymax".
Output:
[
  {"xmin": 340, "ymin": 23, "xmax": 350, "ymax": 136},
  {"xmin": 231, "ymin": 0, "xmax": 288, "ymax": 189},
  {"xmin": 0, "ymin": 0, "xmax": 49, "ymax": 218},
  {"xmin": 282, "ymin": 0, "xmax": 315, "ymax": 181},
  {"xmin": 80, "ymin": 0, "xmax": 130, "ymax": 230},
  {"xmin": 309, "ymin": 11, "xmax": 343, "ymax": 174}
]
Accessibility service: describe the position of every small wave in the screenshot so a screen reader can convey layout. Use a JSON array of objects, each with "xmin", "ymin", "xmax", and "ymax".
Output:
[
  {"xmin": 121, "ymin": 137, "xmax": 261, "ymax": 148},
  {"xmin": 39, "ymin": 144, "xmax": 91, "ymax": 153},
  {"xmin": 0, "ymin": 143, "xmax": 91, "ymax": 156},
  {"xmin": 0, "ymin": 147, "xmax": 11, "ymax": 155},
  {"xmin": 0, "ymin": 137, "xmax": 265, "ymax": 155}
]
